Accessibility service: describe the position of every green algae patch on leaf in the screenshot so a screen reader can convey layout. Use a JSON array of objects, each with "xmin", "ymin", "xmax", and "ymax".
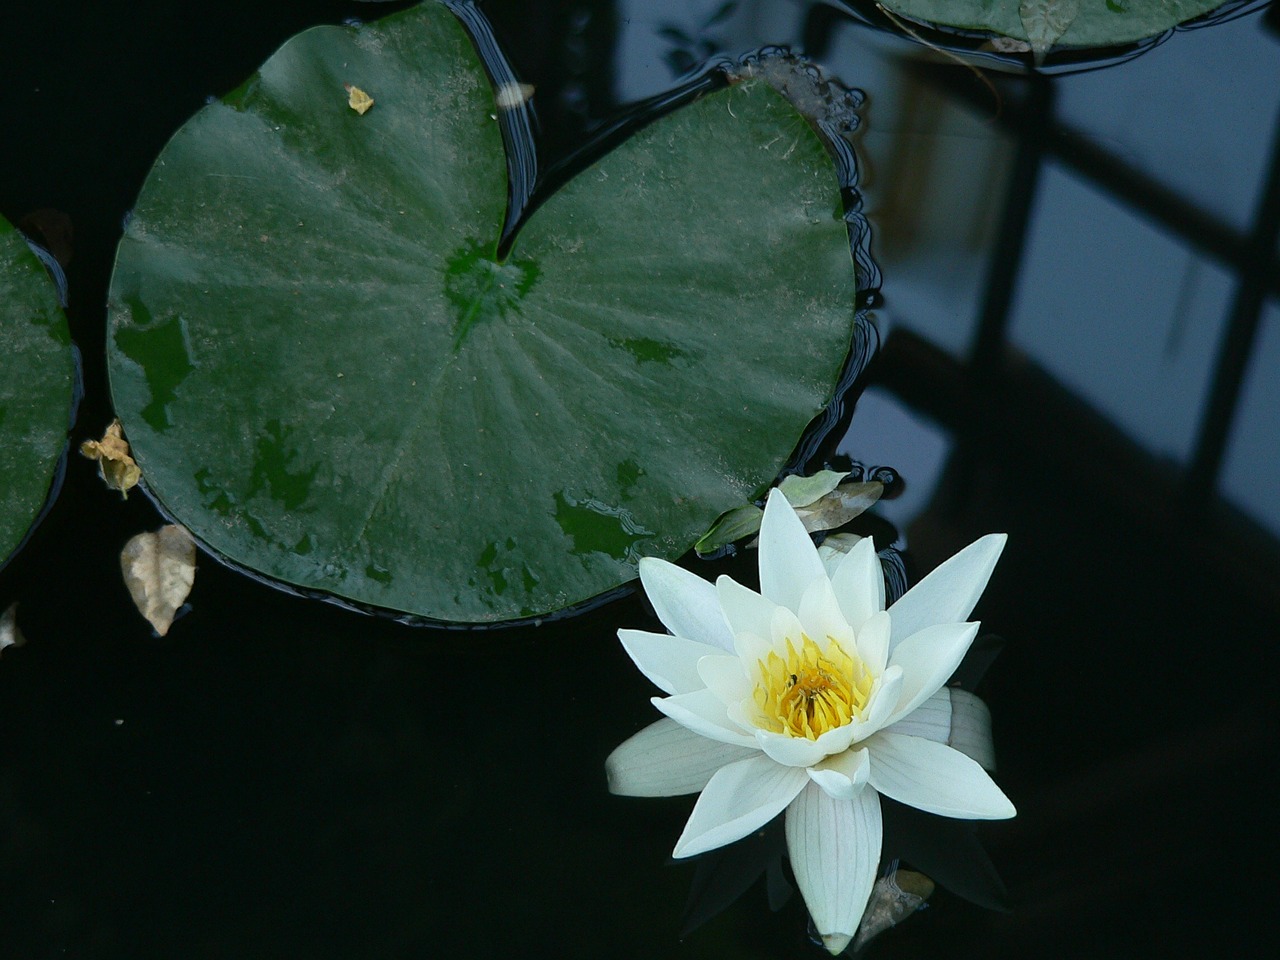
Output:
[
  {"xmin": 106, "ymin": 2, "xmax": 857, "ymax": 623},
  {"xmin": 882, "ymin": 0, "xmax": 1229, "ymax": 50},
  {"xmin": 0, "ymin": 215, "xmax": 75, "ymax": 568}
]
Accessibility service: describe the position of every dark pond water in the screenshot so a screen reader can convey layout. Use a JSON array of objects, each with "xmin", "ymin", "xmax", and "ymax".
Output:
[{"xmin": 2, "ymin": 1, "xmax": 1278, "ymax": 958}]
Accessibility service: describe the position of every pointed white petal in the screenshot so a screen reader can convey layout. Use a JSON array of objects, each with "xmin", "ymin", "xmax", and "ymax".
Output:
[
  {"xmin": 785, "ymin": 781, "xmax": 882, "ymax": 955},
  {"xmin": 798, "ymin": 576, "xmax": 854, "ymax": 648},
  {"xmin": 866, "ymin": 732, "xmax": 1016, "ymax": 819},
  {"xmin": 855, "ymin": 609, "xmax": 891, "ymax": 676},
  {"xmin": 716, "ymin": 576, "xmax": 777, "ymax": 645},
  {"xmin": 807, "ymin": 747, "xmax": 870, "ymax": 800},
  {"xmin": 883, "ymin": 688, "xmax": 951, "ymax": 743},
  {"xmin": 672, "ymin": 755, "xmax": 808, "ymax": 858},
  {"xmin": 618, "ymin": 629, "xmax": 715, "ymax": 696},
  {"xmin": 830, "ymin": 535, "xmax": 884, "ymax": 630},
  {"xmin": 857, "ymin": 664, "xmax": 903, "ymax": 739},
  {"xmin": 606, "ymin": 718, "xmax": 759, "ymax": 797},
  {"xmin": 639, "ymin": 557, "xmax": 734, "ymax": 652},
  {"xmin": 758, "ymin": 488, "xmax": 826, "ymax": 611},
  {"xmin": 885, "ymin": 622, "xmax": 979, "ymax": 724},
  {"xmin": 817, "ymin": 533, "xmax": 863, "ymax": 578},
  {"xmin": 652, "ymin": 689, "xmax": 756, "ymax": 747},
  {"xmin": 697, "ymin": 654, "xmax": 752, "ymax": 706},
  {"xmin": 887, "ymin": 534, "xmax": 1006, "ymax": 652},
  {"xmin": 770, "ymin": 604, "xmax": 805, "ymax": 651}
]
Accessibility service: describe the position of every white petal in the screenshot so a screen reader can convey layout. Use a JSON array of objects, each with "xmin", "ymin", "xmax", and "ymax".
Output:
[
  {"xmin": 855, "ymin": 609, "xmax": 891, "ymax": 675},
  {"xmin": 652, "ymin": 689, "xmax": 756, "ymax": 747},
  {"xmin": 883, "ymin": 688, "xmax": 951, "ymax": 743},
  {"xmin": 856, "ymin": 664, "xmax": 903, "ymax": 739},
  {"xmin": 756, "ymin": 729, "xmax": 831, "ymax": 768},
  {"xmin": 618, "ymin": 629, "xmax": 715, "ymax": 696},
  {"xmin": 696, "ymin": 654, "xmax": 752, "ymax": 706},
  {"xmin": 672, "ymin": 755, "xmax": 808, "ymax": 858},
  {"xmin": 885, "ymin": 622, "xmax": 979, "ymax": 724},
  {"xmin": 758, "ymin": 488, "xmax": 826, "ymax": 611},
  {"xmin": 817, "ymin": 533, "xmax": 863, "ymax": 577},
  {"xmin": 785, "ymin": 781, "xmax": 882, "ymax": 955},
  {"xmin": 770, "ymin": 604, "xmax": 805, "ymax": 651},
  {"xmin": 756, "ymin": 719, "xmax": 860, "ymax": 768},
  {"xmin": 797, "ymin": 576, "xmax": 854, "ymax": 648},
  {"xmin": 716, "ymin": 576, "xmax": 777, "ymax": 645},
  {"xmin": 639, "ymin": 557, "xmax": 734, "ymax": 652},
  {"xmin": 830, "ymin": 535, "xmax": 884, "ymax": 630},
  {"xmin": 887, "ymin": 534, "xmax": 1006, "ymax": 652},
  {"xmin": 807, "ymin": 747, "xmax": 870, "ymax": 800},
  {"xmin": 606, "ymin": 718, "xmax": 759, "ymax": 797},
  {"xmin": 866, "ymin": 732, "xmax": 1016, "ymax": 819},
  {"xmin": 948, "ymin": 688, "xmax": 996, "ymax": 771}
]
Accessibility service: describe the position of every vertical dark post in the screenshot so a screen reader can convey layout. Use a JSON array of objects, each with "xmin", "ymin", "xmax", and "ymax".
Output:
[
  {"xmin": 1183, "ymin": 102, "xmax": 1280, "ymax": 505},
  {"xmin": 968, "ymin": 74, "xmax": 1055, "ymax": 381}
]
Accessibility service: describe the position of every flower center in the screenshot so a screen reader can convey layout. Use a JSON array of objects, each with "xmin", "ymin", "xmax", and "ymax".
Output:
[{"xmin": 754, "ymin": 635, "xmax": 873, "ymax": 740}]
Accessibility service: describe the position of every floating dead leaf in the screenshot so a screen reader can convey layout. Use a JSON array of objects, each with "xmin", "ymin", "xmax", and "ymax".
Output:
[
  {"xmin": 344, "ymin": 83, "xmax": 374, "ymax": 115},
  {"xmin": 1, "ymin": 603, "xmax": 24, "ymax": 654},
  {"xmin": 852, "ymin": 868, "xmax": 935, "ymax": 952},
  {"xmin": 794, "ymin": 480, "xmax": 884, "ymax": 533},
  {"xmin": 80, "ymin": 419, "xmax": 141, "ymax": 499},
  {"xmin": 120, "ymin": 525, "xmax": 196, "ymax": 636}
]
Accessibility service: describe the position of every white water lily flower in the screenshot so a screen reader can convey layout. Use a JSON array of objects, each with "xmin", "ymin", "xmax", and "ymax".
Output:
[{"xmin": 607, "ymin": 489, "xmax": 1015, "ymax": 954}]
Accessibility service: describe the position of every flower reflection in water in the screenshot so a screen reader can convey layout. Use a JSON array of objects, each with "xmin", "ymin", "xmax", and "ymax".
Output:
[{"xmin": 607, "ymin": 489, "xmax": 1015, "ymax": 952}]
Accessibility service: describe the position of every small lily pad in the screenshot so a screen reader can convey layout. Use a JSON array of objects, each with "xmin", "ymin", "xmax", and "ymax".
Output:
[
  {"xmin": 882, "ymin": 0, "xmax": 1230, "ymax": 50},
  {"xmin": 106, "ymin": 2, "xmax": 857, "ymax": 623},
  {"xmin": 0, "ymin": 214, "xmax": 75, "ymax": 568}
]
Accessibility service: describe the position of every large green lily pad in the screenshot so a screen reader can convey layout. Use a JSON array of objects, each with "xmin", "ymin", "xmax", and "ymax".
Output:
[
  {"xmin": 107, "ymin": 1, "xmax": 856, "ymax": 623},
  {"xmin": 0, "ymin": 215, "xmax": 75, "ymax": 567},
  {"xmin": 883, "ymin": 0, "xmax": 1229, "ymax": 51}
]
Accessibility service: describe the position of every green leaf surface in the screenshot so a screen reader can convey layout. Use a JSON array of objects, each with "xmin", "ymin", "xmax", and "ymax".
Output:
[
  {"xmin": 0, "ymin": 215, "xmax": 74, "ymax": 567},
  {"xmin": 882, "ymin": 0, "xmax": 1228, "ymax": 48},
  {"xmin": 107, "ymin": 1, "xmax": 857, "ymax": 623}
]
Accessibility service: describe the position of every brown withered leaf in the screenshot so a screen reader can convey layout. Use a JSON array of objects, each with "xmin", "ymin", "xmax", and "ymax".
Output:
[
  {"xmin": 80, "ymin": 419, "xmax": 141, "ymax": 498},
  {"xmin": 120, "ymin": 525, "xmax": 196, "ymax": 636},
  {"xmin": 345, "ymin": 83, "xmax": 374, "ymax": 115}
]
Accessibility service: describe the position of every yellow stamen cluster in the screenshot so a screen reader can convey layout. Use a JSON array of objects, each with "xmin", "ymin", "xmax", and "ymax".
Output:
[{"xmin": 754, "ymin": 635, "xmax": 872, "ymax": 739}]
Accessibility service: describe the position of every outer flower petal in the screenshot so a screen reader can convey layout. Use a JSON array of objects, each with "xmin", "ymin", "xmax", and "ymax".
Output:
[
  {"xmin": 639, "ymin": 557, "xmax": 735, "ymax": 652},
  {"xmin": 653, "ymin": 689, "xmax": 756, "ymax": 747},
  {"xmin": 887, "ymin": 533, "xmax": 1006, "ymax": 653},
  {"xmin": 887, "ymin": 688, "xmax": 995, "ymax": 770},
  {"xmin": 885, "ymin": 621, "xmax": 980, "ymax": 724},
  {"xmin": 618, "ymin": 629, "xmax": 715, "ymax": 696},
  {"xmin": 829, "ymin": 535, "xmax": 884, "ymax": 631},
  {"xmin": 758, "ymin": 488, "xmax": 827, "ymax": 611},
  {"xmin": 606, "ymin": 718, "xmax": 758, "ymax": 797},
  {"xmin": 865, "ymin": 732, "xmax": 1016, "ymax": 819},
  {"xmin": 785, "ymin": 780, "xmax": 882, "ymax": 955},
  {"xmin": 807, "ymin": 747, "xmax": 870, "ymax": 800},
  {"xmin": 673, "ymin": 755, "xmax": 808, "ymax": 858}
]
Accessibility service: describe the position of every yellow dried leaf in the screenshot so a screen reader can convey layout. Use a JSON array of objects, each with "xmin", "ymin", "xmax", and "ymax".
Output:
[
  {"xmin": 1, "ymin": 603, "xmax": 24, "ymax": 655},
  {"xmin": 80, "ymin": 419, "xmax": 141, "ymax": 499},
  {"xmin": 120, "ymin": 525, "xmax": 196, "ymax": 636},
  {"xmin": 345, "ymin": 83, "xmax": 374, "ymax": 115}
]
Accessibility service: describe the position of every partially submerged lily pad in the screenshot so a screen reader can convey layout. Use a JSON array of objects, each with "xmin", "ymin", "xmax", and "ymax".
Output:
[
  {"xmin": 0, "ymin": 214, "xmax": 75, "ymax": 568},
  {"xmin": 107, "ymin": 1, "xmax": 857, "ymax": 623},
  {"xmin": 881, "ymin": 0, "xmax": 1231, "ymax": 52}
]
